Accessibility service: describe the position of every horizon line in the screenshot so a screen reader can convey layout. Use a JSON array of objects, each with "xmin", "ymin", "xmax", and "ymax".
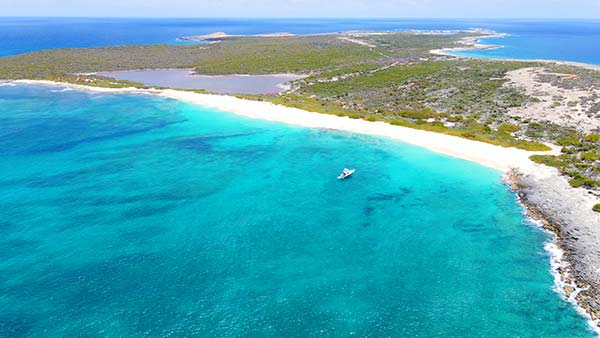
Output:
[{"xmin": 1, "ymin": 16, "xmax": 600, "ymax": 20}]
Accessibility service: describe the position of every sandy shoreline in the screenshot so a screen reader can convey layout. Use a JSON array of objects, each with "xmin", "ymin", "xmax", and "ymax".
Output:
[
  {"xmin": 430, "ymin": 33, "xmax": 508, "ymax": 56},
  {"xmin": 11, "ymin": 79, "xmax": 600, "ymax": 334},
  {"xmin": 12, "ymin": 80, "xmax": 552, "ymax": 172}
]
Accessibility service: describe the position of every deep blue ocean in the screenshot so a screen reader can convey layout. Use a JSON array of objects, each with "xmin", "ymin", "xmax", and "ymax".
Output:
[
  {"xmin": 0, "ymin": 84, "xmax": 595, "ymax": 337},
  {"xmin": 1, "ymin": 18, "xmax": 600, "ymax": 65}
]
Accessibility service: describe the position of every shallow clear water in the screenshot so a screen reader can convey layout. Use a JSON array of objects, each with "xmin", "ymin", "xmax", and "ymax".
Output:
[
  {"xmin": 2, "ymin": 18, "xmax": 600, "ymax": 65},
  {"xmin": 0, "ymin": 84, "xmax": 594, "ymax": 337},
  {"xmin": 97, "ymin": 70, "xmax": 302, "ymax": 94}
]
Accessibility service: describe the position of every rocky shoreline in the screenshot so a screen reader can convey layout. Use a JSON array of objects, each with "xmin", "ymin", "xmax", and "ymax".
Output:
[{"xmin": 506, "ymin": 169, "xmax": 600, "ymax": 333}]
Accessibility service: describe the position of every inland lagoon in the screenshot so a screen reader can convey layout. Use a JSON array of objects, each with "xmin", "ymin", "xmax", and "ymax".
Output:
[{"xmin": 97, "ymin": 69, "xmax": 303, "ymax": 94}]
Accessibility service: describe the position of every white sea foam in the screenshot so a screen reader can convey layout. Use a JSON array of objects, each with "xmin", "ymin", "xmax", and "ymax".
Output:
[
  {"xmin": 50, "ymin": 88, "xmax": 74, "ymax": 92},
  {"xmin": 521, "ymin": 206, "xmax": 600, "ymax": 336}
]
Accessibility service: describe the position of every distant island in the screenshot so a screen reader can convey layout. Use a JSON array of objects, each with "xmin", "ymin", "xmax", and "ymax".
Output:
[
  {"xmin": 178, "ymin": 31, "xmax": 296, "ymax": 41},
  {"xmin": 1, "ymin": 29, "xmax": 599, "ymax": 327}
]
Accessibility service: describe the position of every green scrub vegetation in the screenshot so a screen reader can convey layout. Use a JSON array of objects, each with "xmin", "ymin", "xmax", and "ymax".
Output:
[{"xmin": 0, "ymin": 31, "xmax": 587, "ymax": 154}]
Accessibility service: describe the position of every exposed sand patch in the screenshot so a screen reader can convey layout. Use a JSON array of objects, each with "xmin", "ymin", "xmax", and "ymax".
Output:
[
  {"xmin": 506, "ymin": 67, "xmax": 600, "ymax": 133},
  {"xmin": 337, "ymin": 36, "xmax": 376, "ymax": 48}
]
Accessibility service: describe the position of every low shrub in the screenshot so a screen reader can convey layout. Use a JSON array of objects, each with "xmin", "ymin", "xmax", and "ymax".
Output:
[
  {"xmin": 581, "ymin": 152, "xmax": 600, "ymax": 162},
  {"xmin": 447, "ymin": 115, "xmax": 463, "ymax": 122},
  {"xmin": 461, "ymin": 131, "xmax": 476, "ymax": 139},
  {"xmin": 398, "ymin": 108, "xmax": 438, "ymax": 120},
  {"xmin": 556, "ymin": 137, "xmax": 581, "ymax": 147},
  {"xmin": 568, "ymin": 174, "xmax": 599, "ymax": 188},
  {"xmin": 428, "ymin": 121, "xmax": 445, "ymax": 128},
  {"xmin": 497, "ymin": 123, "xmax": 520, "ymax": 134},
  {"xmin": 584, "ymin": 134, "xmax": 600, "ymax": 143},
  {"xmin": 530, "ymin": 155, "xmax": 570, "ymax": 168}
]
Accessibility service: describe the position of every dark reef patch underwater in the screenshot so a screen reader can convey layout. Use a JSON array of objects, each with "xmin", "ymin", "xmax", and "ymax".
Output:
[{"xmin": 0, "ymin": 84, "xmax": 595, "ymax": 337}]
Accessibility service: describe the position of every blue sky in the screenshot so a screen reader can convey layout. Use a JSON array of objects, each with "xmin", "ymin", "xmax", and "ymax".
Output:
[{"xmin": 2, "ymin": 0, "xmax": 600, "ymax": 18}]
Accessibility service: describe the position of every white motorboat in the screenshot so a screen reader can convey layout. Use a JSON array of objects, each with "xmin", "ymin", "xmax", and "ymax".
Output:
[{"xmin": 337, "ymin": 168, "xmax": 356, "ymax": 180}]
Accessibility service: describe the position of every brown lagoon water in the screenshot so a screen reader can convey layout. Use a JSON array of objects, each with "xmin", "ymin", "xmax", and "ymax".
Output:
[{"xmin": 98, "ymin": 69, "xmax": 303, "ymax": 94}]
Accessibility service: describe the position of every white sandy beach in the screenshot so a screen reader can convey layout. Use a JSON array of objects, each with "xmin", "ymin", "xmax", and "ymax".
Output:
[{"xmin": 15, "ymin": 79, "xmax": 552, "ymax": 173}]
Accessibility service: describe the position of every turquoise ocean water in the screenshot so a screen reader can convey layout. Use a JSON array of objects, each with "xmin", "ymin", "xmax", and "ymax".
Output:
[{"xmin": 0, "ymin": 84, "xmax": 594, "ymax": 337}]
